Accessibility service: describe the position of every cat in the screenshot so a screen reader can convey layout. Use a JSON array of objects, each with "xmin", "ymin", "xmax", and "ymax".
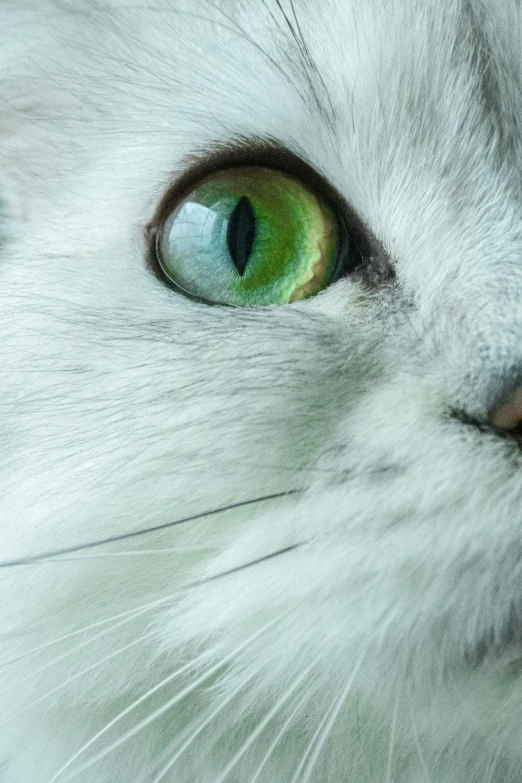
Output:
[{"xmin": 2, "ymin": 0, "xmax": 522, "ymax": 780}]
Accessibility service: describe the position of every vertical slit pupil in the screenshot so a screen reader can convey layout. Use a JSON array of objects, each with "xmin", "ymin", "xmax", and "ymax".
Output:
[{"xmin": 227, "ymin": 196, "xmax": 257, "ymax": 275}]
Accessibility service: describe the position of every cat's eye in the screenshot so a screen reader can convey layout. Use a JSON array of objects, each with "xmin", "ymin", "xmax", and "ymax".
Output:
[{"xmin": 154, "ymin": 166, "xmax": 354, "ymax": 306}]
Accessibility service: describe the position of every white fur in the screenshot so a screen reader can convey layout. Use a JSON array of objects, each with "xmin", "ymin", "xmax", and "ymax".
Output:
[{"xmin": 2, "ymin": 0, "xmax": 522, "ymax": 780}]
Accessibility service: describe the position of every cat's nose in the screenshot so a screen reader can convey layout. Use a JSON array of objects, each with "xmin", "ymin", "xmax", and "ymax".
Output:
[{"xmin": 490, "ymin": 387, "xmax": 522, "ymax": 432}]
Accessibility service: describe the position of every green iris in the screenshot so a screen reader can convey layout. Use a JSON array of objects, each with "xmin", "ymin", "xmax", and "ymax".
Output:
[{"xmin": 158, "ymin": 166, "xmax": 342, "ymax": 306}]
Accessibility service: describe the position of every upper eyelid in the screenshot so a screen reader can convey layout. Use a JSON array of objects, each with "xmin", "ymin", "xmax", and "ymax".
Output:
[
  {"xmin": 149, "ymin": 139, "xmax": 333, "ymax": 227},
  {"xmin": 145, "ymin": 138, "xmax": 373, "ymax": 260}
]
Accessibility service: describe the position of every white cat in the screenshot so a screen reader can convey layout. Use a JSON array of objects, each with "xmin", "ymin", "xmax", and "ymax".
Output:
[{"xmin": 2, "ymin": 0, "xmax": 522, "ymax": 780}]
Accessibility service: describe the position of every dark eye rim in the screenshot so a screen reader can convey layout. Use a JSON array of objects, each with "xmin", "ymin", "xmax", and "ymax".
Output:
[{"xmin": 145, "ymin": 138, "xmax": 374, "ymax": 301}]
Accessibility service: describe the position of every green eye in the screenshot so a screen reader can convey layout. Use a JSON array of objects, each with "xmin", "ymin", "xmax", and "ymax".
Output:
[{"xmin": 156, "ymin": 166, "xmax": 348, "ymax": 306}]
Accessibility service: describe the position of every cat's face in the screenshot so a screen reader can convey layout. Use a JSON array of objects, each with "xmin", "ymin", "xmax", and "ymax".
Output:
[{"xmin": 2, "ymin": 1, "xmax": 522, "ymax": 781}]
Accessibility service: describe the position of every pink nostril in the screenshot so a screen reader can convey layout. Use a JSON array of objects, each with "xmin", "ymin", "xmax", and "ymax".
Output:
[{"xmin": 491, "ymin": 387, "xmax": 522, "ymax": 430}]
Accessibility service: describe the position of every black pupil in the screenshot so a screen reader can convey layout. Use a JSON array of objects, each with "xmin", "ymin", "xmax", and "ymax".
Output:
[{"xmin": 226, "ymin": 196, "xmax": 256, "ymax": 275}]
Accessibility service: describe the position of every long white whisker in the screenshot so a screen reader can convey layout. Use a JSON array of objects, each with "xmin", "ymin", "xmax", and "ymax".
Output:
[
  {"xmin": 290, "ymin": 652, "xmax": 365, "ymax": 783},
  {"xmin": 0, "ymin": 595, "xmax": 168, "ymax": 693},
  {"xmin": 47, "ymin": 651, "xmax": 209, "ymax": 783},
  {"xmin": 151, "ymin": 670, "xmax": 260, "ymax": 783},
  {"xmin": 0, "ymin": 593, "xmax": 175, "ymax": 669},
  {"xmin": 1, "ymin": 626, "xmax": 160, "ymax": 731},
  {"xmin": 249, "ymin": 690, "xmax": 310, "ymax": 783},
  {"xmin": 484, "ymin": 740, "xmax": 503, "ymax": 783},
  {"xmin": 212, "ymin": 655, "xmax": 323, "ymax": 783},
  {"xmin": 57, "ymin": 618, "xmax": 280, "ymax": 783},
  {"xmin": 407, "ymin": 684, "xmax": 432, "ymax": 782},
  {"xmin": 385, "ymin": 688, "xmax": 401, "ymax": 783}
]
